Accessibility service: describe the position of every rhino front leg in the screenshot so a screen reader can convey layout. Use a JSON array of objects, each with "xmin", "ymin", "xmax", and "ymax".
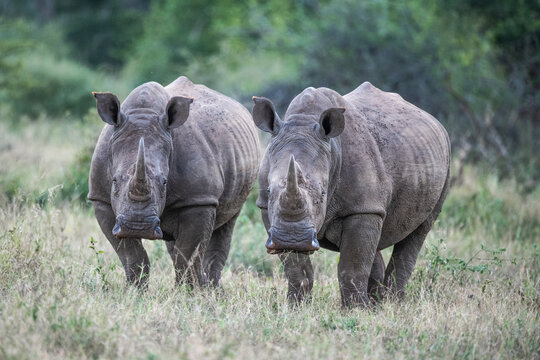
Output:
[
  {"xmin": 279, "ymin": 252, "xmax": 314, "ymax": 304},
  {"xmin": 92, "ymin": 201, "xmax": 150, "ymax": 288},
  {"xmin": 338, "ymin": 214, "xmax": 383, "ymax": 308},
  {"xmin": 168, "ymin": 206, "xmax": 216, "ymax": 287}
]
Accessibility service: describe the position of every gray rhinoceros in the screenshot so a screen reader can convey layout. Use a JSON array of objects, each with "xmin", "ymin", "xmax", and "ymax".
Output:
[
  {"xmin": 252, "ymin": 82, "xmax": 450, "ymax": 307},
  {"xmin": 89, "ymin": 76, "xmax": 260, "ymax": 288}
]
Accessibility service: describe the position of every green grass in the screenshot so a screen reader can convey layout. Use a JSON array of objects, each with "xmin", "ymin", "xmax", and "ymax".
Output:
[{"xmin": 0, "ymin": 120, "xmax": 538, "ymax": 359}]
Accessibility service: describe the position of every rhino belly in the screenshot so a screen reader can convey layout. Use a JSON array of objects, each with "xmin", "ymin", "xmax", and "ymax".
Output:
[{"xmin": 378, "ymin": 168, "xmax": 447, "ymax": 249}]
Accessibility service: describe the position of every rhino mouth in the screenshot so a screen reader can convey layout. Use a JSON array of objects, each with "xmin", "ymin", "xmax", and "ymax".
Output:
[
  {"xmin": 266, "ymin": 248, "xmax": 317, "ymax": 255},
  {"xmin": 112, "ymin": 214, "xmax": 163, "ymax": 240},
  {"xmin": 266, "ymin": 226, "xmax": 320, "ymax": 254}
]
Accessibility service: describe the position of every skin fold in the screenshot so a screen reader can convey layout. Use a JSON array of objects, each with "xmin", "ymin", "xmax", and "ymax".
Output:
[
  {"xmin": 253, "ymin": 82, "xmax": 450, "ymax": 307},
  {"xmin": 89, "ymin": 76, "xmax": 260, "ymax": 288}
]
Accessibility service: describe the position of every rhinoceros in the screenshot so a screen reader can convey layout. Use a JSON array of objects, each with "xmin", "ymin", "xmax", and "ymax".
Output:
[
  {"xmin": 252, "ymin": 82, "xmax": 450, "ymax": 307},
  {"xmin": 89, "ymin": 76, "xmax": 260, "ymax": 288}
]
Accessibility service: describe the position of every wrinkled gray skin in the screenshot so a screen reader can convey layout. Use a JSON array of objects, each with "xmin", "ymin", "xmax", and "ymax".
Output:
[
  {"xmin": 253, "ymin": 82, "xmax": 450, "ymax": 307},
  {"xmin": 89, "ymin": 76, "xmax": 260, "ymax": 288}
]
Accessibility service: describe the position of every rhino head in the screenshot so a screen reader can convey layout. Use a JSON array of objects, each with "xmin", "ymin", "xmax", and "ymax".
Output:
[
  {"xmin": 93, "ymin": 82, "xmax": 192, "ymax": 240},
  {"xmin": 252, "ymin": 88, "xmax": 346, "ymax": 254}
]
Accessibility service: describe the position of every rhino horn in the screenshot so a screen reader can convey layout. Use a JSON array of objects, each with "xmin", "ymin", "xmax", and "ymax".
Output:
[
  {"xmin": 286, "ymin": 155, "xmax": 299, "ymax": 196},
  {"xmin": 129, "ymin": 138, "xmax": 150, "ymax": 200},
  {"xmin": 279, "ymin": 155, "xmax": 306, "ymax": 217},
  {"xmin": 135, "ymin": 137, "xmax": 147, "ymax": 184}
]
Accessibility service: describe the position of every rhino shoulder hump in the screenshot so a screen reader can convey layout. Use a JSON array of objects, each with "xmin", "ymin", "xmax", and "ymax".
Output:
[
  {"xmin": 167, "ymin": 76, "xmax": 194, "ymax": 88},
  {"xmin": 347, "ymin": 82, "xmax": 404, "ymax": 102}
]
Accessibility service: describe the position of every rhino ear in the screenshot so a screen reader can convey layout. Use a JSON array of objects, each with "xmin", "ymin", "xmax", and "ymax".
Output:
[
  {"xmin": 252, "ymin": 96, "xmax": 282, "ymax": 135},
  {"xmin": 166, "ymin": 96, "xmax": 193, "ymax": 129},
  {"xmin": 93, "ymin": 92, "xmax": 122, "ymax": 126},
  {"xmin": 319, "ymin": 107, "xmax": 345, "ymax": 139}
]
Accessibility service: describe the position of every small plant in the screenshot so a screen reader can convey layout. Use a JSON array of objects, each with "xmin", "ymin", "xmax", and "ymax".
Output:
[
  {"xmin": 321, "ymin": 315, "xmax": 359, "ymax": 332},
  {"xmin": 421, "ymin": 238, "xmax": 510, "ymax": 286},
  {"xmin": 88, "ymin": 236, "xmax": 110, "ymax": 290}
]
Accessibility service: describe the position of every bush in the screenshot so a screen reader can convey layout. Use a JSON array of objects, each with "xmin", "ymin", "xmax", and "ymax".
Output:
[
  {"xmin": 59, "ymin": 144, "xmax": 94, "ymax": 206},
  {"xmin": 4, "ymin": 53, "xmax": 103, "ymax": 118},
  {"xmin": 0, "ymin": 17, "xmax": 115, "ymax": 119}
]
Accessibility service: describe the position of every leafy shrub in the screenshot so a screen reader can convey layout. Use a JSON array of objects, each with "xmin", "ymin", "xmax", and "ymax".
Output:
[
  {"xmin": 4, "ymin": 53, "xmax": 103, "ymax": 118},
  {"xmin": 0, "ymin": 17, "xmax": 113, "ymax": 119},
  {"xmin": 59, "ymin": 144, "xmax": 94, "ymax": 206},
  {"xmin": 420, "ymin": 239, "xmax": 509, "ymax": 285},
  {"xmin": 0, "ymin": 18, "xmax": 33, "ymax": 91}
]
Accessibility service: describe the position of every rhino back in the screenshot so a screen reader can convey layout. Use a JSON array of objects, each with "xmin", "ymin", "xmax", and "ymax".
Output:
[
  {"xmin": 337, "ymin": 82, "xmax": 450, "ymax": 248},
  {"xmin": 165, "ymin": 77, "xmax": 260, "ymax": 227}
]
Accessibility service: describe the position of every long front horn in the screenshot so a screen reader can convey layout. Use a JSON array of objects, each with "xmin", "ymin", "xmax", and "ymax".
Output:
[
  {"xmin": 135, "ymin": 137, "xmax": 147, "ymax": 184},
  {"xmin": 287, "ymin": 155, "xmax": 298, "ymax": 196},
  {"xmin": 129, "ymin": 137, "xmax": 150, "ymax": 201}
]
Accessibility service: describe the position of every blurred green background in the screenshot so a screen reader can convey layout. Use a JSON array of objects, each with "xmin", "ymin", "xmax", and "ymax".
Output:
[{"xmin": 0, "ymin": 0, "xmax": 539, "ymax": 205}]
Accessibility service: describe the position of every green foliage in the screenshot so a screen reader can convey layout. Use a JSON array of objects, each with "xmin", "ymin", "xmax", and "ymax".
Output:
[
  {"xmin": 0, "ymin": 18, "xmax": 33, "ymax": 90},
  {"xmin": 255, "ymin": 0, "xmax": 506, "ymax": 118},
  {"xmin": 124, "ymin": 0, "xmax": 235, "ymax": 84},
  {"xmin": 54, "ymin": 0, "xmax": 148, "ymax": 69},
  {"xmin": 420, "ymin": 239, "xmax": 509, "ymax": 286},
  {"xmin": 123, "ymin": 0, "xmax": 321, "ymax": 86},
  {"xmin": 228, "ymin": 203, "xmax": 275, "ymax": 275},
  {"xmin": 321, "ymin": 314, "xmax": 359, "ymax": 332},
  {"xmin": 0, "ymin": 17, "xmax": 106, "ymax": 118},
  {"xmin": 0, "ymin": 0, "xmax": 149, "ymax": 70},
  {"xmin": 446, "ymin": 0, "xmax": 540, "ymax": 90},
  {"xmin": 59, "ymin": 144, "xmax": 93, "ymax": 206},
  {"xmin": 440, "ymin": 178, "xmax": 540, "ymax": 243},
  {"xmin": 241, "ymin": 183, "xmax": 260, "ymax": 223},
  {"xmin": 1, "ymin": 0, "xmax": 539, "ymax": 196},
  {"xmin": 5, "ymin": 54, "xmax": 103, "ymax": 118},
  {"xmin": 88, "ymin": 237, "xmax": 113, "ymax": 290},
  {"xmin": 1, "ymin": 6, "xmax": 539, "ymax": 358}
]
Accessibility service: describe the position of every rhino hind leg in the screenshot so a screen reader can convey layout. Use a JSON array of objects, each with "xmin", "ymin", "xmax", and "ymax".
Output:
[
  {"xmin": 203, "ymin": 211, "xmax": 241, "ymax": 287},
  {"xmin": 368, "ymin": 250, "xmax": 386, "ymax": 301},
  {"xmin": 383, "ymin": 221, "xmax": 430, "ymax": 299},
  {"xmin": 384, "ymin": 169, "xmax": 450, "ymax": 299}
]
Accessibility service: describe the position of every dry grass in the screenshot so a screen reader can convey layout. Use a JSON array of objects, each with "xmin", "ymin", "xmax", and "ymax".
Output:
[{"xmin": 0, "ymin": 120, "xmax": 538, "ymax": 359}]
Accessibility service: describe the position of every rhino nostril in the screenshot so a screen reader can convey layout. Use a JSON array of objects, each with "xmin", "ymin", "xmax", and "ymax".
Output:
[
  {"xmin": 265, "ymin": 235, "xmax": 275, "ymax": 249},
  {"xmin": 153, "ymin": 226, "xmax": 163, "ymax": 239},
  {"xmin": 112, "ymin": 223, "xmax": 121, "ymax": 236},
  {"xmin": 311, "ymin": 230, "xmax": 320, "ymax": 249}
]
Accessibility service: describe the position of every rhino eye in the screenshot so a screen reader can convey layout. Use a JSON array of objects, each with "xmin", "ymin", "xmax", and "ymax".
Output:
[
  {"xmin": 162, "ymin": 179, "xmax": 167, "ymax": 186},
  {"xmin": 267, "ymin": 187, "xmax": 271, "ymax": 194}
]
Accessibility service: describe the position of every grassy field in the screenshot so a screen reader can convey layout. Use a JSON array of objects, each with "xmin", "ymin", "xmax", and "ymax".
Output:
[{"xmin": 0, "ymin": 119, "xmax": 538, "ymax": 359}]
